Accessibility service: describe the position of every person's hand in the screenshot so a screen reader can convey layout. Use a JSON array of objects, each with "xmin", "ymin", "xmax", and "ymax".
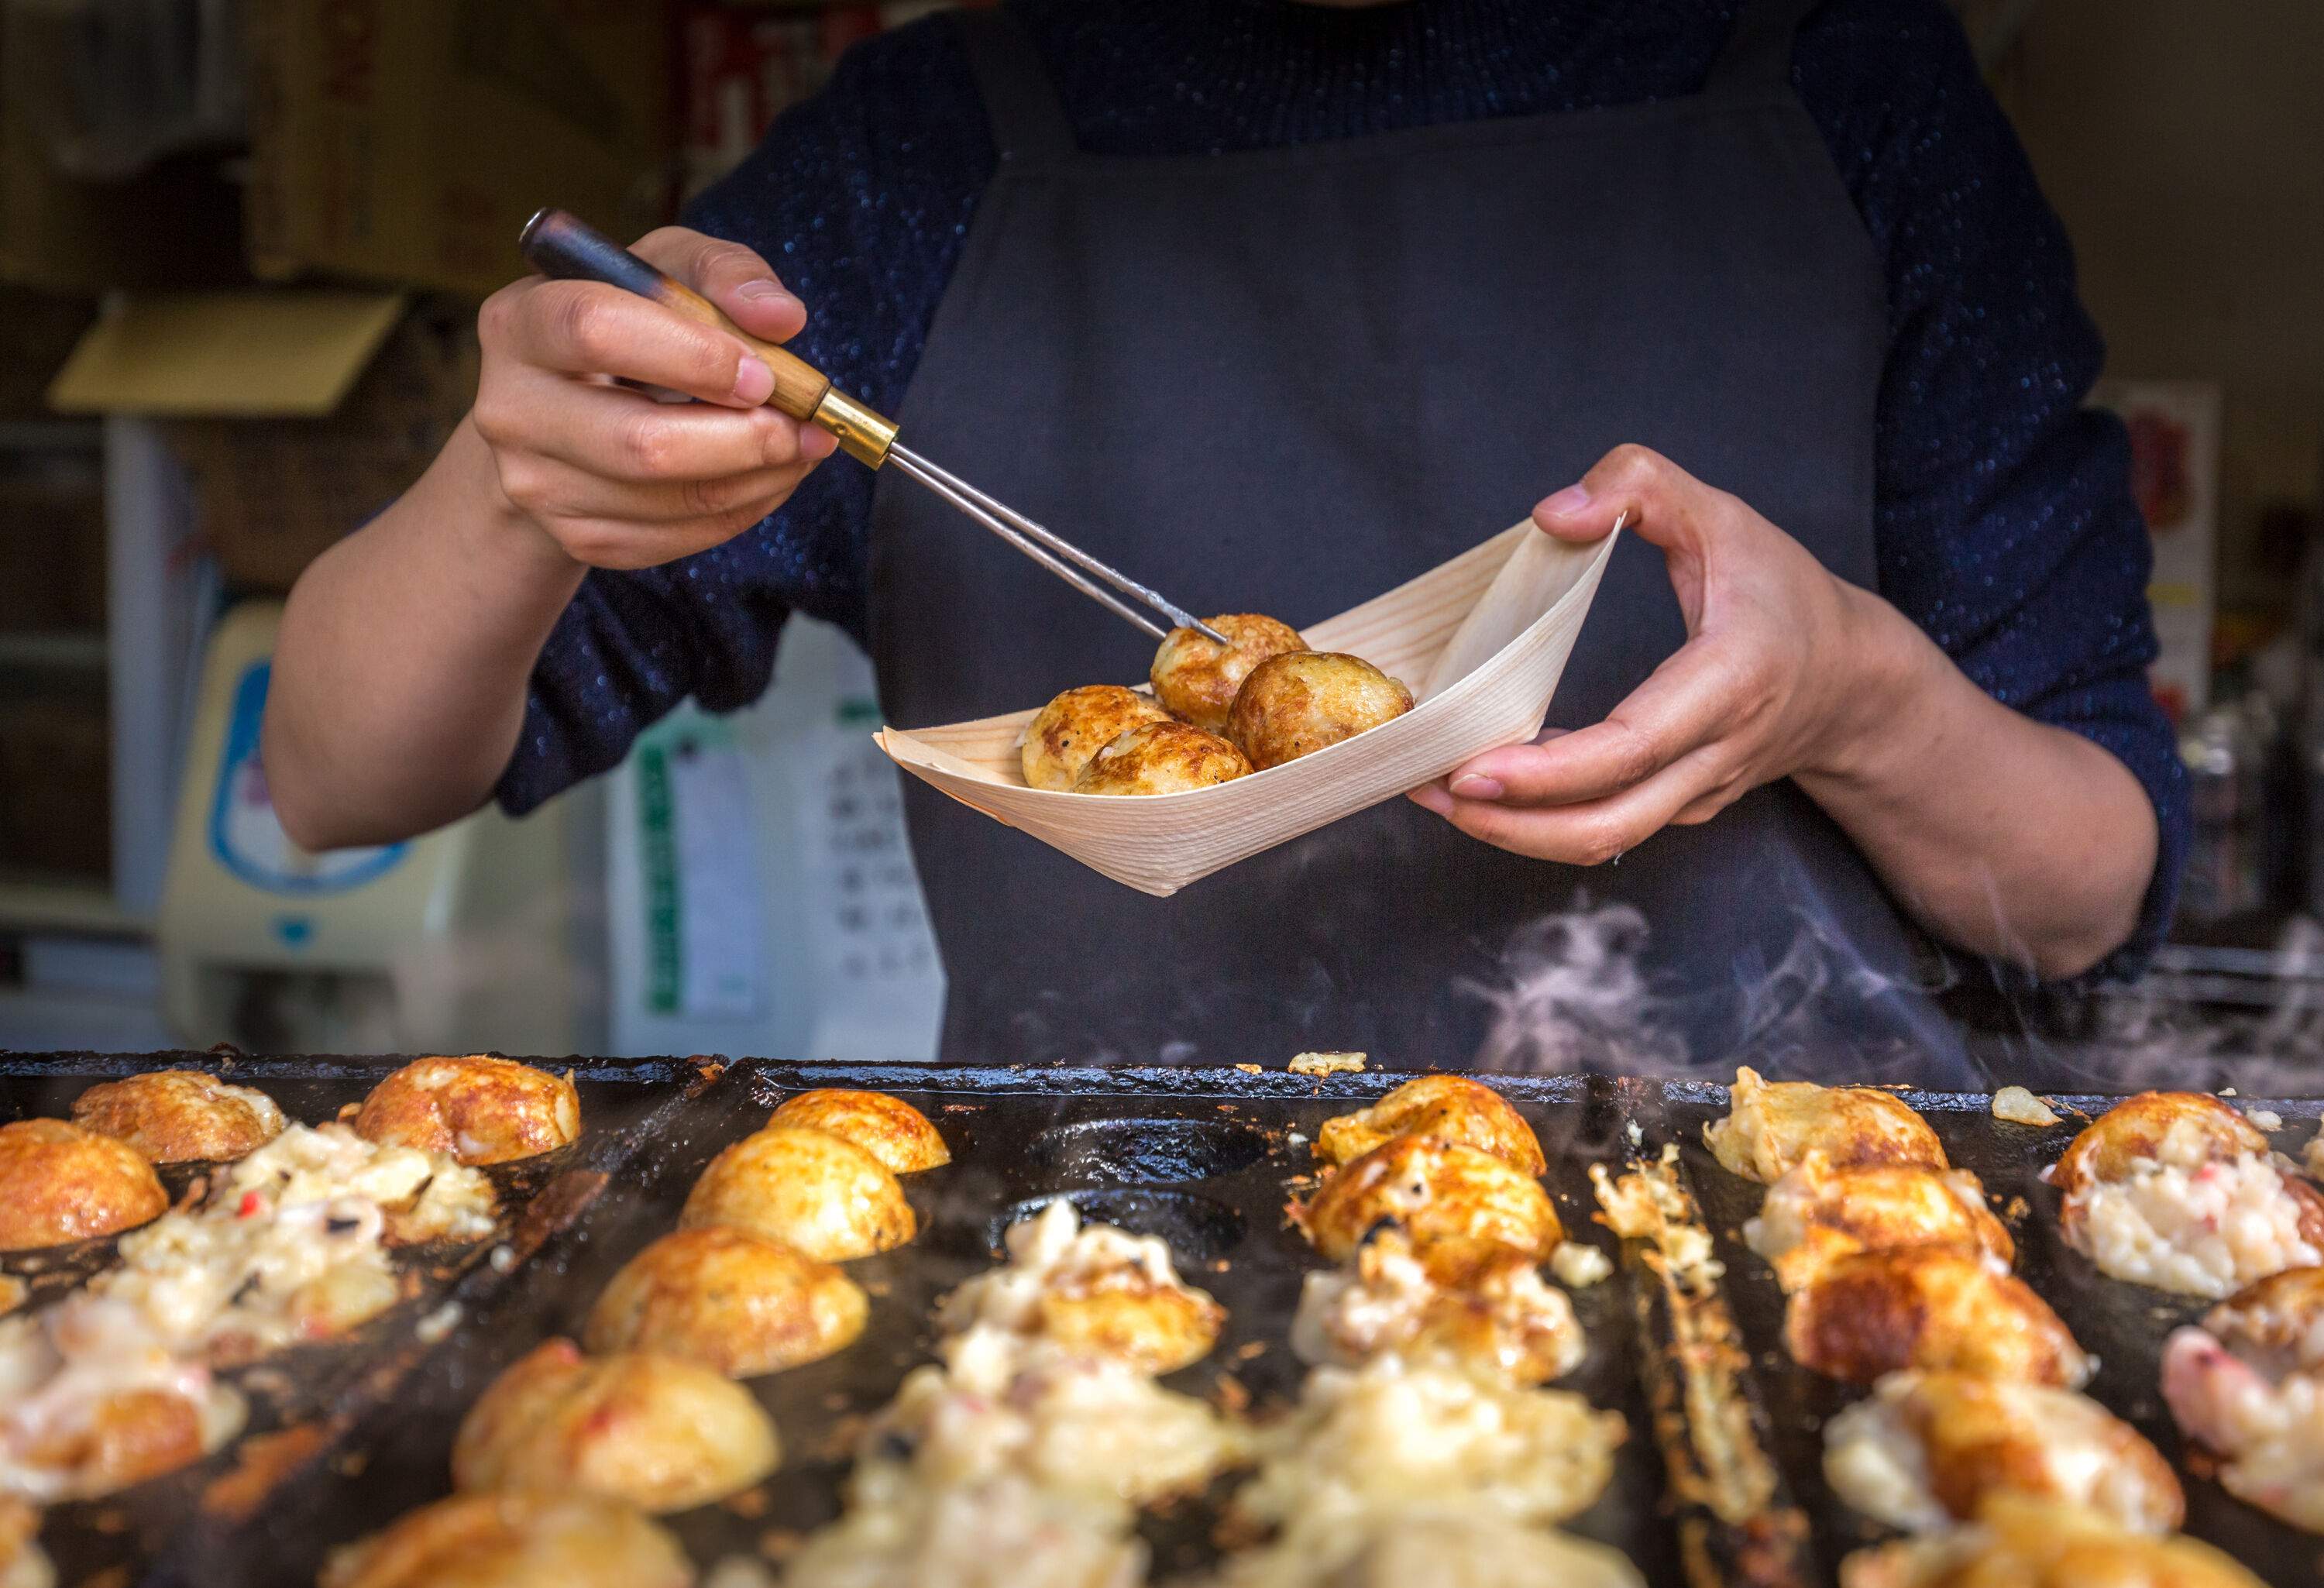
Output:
[
  {"xmin": 1409, "ymin": 445, "xmax": 1910, "ymax": 864},
  {"xmin": 468, "ymin": 226, "xmax": 839, "ymax": 571}
]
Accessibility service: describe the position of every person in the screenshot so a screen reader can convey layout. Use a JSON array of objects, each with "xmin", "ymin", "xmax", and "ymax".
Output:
[{"xmin": 264, "ymin": 0, "xmax": 2186, "ymax": 1084}]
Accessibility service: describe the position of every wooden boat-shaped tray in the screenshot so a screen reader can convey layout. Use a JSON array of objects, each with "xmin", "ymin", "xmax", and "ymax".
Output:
[{"xmin": 876, "ymin": 517, "xmax": 1621, "ymax": 895}]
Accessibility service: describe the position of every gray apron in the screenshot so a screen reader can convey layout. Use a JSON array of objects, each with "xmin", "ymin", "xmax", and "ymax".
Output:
[{"xmin": 868, "ymin": 0, "xmax": 1981, "ymax": 1086}]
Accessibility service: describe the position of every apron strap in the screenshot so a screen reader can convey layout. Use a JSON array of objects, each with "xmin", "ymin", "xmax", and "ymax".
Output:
[
  {"xmin": 1707, "ymin": 0, "xmax": 1823, "ymax": 96},
  {"xmin": 951, "ymin": 9, "xmax": 1078, "ymax": 163}
]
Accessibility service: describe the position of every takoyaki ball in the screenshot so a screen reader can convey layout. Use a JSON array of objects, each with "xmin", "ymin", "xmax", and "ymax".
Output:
[
  {"xmin": 353, "ymin": 1056, "xmax": 580, "ymax": 1167},
  {"xmin": 2053, "ymin": 1091, "xmax": 2324, "ymax": 1297},
  {"xmin": 1315, "ymin": 1075, "xmax": 1545, "ymax": 1175},
  {"xmin": 1745, "ymin": 1153, "xmax": 2013, "ymax": 1293},
  {"xmin": 679, "ymin": 1125, "xmax": 915, "ymax": 1262},
  {"xmin": 1070, "ymin": 720, "xmax": 1251, "ymax": 795},
  {"xmin": 1292, "ymin": 1228, "xmax": 1585, "ymax": 1386},
  {"xmin": 2159, "ymin": 1266, "xmax": 2324, "ymax": 1531},
  {"xmin": 0, "ymin": 1500, "xmax": 48, "ymax": 1588},
  {"xmin": 2050, "ymin": 1091, "xmax": 2269, "ymax": 1197},
  {"xmin": 1838, "ymin": 1495, "xmax": 2268, "ymax": 1588},
  {"xmin": 1297, "ymin": 1136, "xmax": 1562, "ymax": 1265},
  {"xmin": 1210, "ymin": 1506, "xmax": 1646, "ymax": 1588},
  {"xmin": 0, "ymin": 1119, "xmax": 167, "ymax": 1251},
  {"xmin": 583, "ymin": 1226, "xmax": 868, "ymax": 1378},
  {"xmin": 1226, "ymin": 651, "xmax": 1415, "ymax": 771},
  {"xmin": 1785, "ymin": 1247, "xmax": 2092, "ymax": 1388},
  {"xmin": 452, "ymin": 1337, "xmax": 779, "ymax": 1514},
  {"xmin": 1150, "ymin": 613, "xmax": 1307, "ymax": 734},
  {"xmin": 0, "ymin": 1323, "xmax": 248, "ymax": 1504},
  {"xmin": 70, "ymin": 1070, "xmax": 286, "ymax": 1164},
  {"xmin": 1824, "ymin": 1370, "xmax": 2181, "ymax": 1535},
  {"xmin": 2201, "ymin": 1262, "xmax": 2324, "ymax": 1371},
  {"xmin": 1703, "ymin": 1066, "xmax": 1947, "ymax": 1184},
  {"xmin": 936, "ymin": 1198, "xmax": 1224, "ymax": 1376},
  {"xmin": 1019, "ymin": 686, "xmax": 1174, "ymax": 791},
  {"xmin": 320, "ymin": 1490, "xmax": 694, "ymax": 1588},
  {"xmin": 768, "ymin": 1088, "xmax": 950, "ymax": 1174}
]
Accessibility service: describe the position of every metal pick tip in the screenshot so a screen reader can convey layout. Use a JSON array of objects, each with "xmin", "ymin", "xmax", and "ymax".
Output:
[{"xmin": 1192, "ymin": 619, "xmax": 1230, "ymax": 645}]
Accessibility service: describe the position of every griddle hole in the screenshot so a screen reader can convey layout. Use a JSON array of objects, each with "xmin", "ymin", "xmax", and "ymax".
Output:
[
  {"xmin": 1027, "ymin": 1118, "xmax": 1271, "ymax": 1184},
  {"xmin": 985, "ymin": 1190, "xmax": 1244, "ymax": 1266}
]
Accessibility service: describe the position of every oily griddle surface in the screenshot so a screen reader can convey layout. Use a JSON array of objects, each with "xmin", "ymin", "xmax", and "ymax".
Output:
[
  {"xmin": 0, "ymin": 1052, "xmax": 696, "ymax": 1588},
  {"xmin": 177, "ymin": 1062, "xmax": 1671, "ymax": 1588},
  {"xmin": 1661, "ymin": 1081, "xmax": 2324, "ymax": 1588}
]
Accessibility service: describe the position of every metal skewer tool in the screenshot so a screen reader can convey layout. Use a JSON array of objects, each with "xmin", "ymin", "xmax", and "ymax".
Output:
[{"xmin": 519, "ymin": 208, "xmax": 1227, "ymax": 644}]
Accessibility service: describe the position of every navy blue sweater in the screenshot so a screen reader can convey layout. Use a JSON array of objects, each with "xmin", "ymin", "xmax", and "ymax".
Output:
[{"xmin": 497, "ymin": 0, "xmax": 2188, "ymax": 975}]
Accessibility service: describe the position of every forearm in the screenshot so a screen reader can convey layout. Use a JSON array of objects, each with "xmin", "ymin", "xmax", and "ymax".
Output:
[
  {"xmin": 264, "ymin": 417, "xmax": 586, "ymax": 850},
  {"xmin": 1797, "ymin": 587, "xmax": 2159, "ymax": 981}
]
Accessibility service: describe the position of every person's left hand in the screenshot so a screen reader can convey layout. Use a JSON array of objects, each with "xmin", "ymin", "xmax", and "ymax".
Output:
[{"xmin": 1408, "ymin": 444, "xmax": 1902, "ymax": 864}]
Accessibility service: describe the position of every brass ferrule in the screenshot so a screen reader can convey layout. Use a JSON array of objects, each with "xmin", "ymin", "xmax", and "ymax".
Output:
[{"xmin": 812, "ymin": 387, "xmax": 899, "ymax": 469}]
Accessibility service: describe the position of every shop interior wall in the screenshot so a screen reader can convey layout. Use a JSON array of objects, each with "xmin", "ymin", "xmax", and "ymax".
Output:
[{"xmin": 1996, "ymin": 0, "xmax": 2324, "ymax": 619}]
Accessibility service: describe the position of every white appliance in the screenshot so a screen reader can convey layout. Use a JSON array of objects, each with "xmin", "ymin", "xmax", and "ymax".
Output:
[
  {"xmin": 604, "ymin": 615, "xmax": 944, "ymax": 1061},
  {"xmin": 156, "ymin": 601, "xmax": 595, "ymax": 1055}
]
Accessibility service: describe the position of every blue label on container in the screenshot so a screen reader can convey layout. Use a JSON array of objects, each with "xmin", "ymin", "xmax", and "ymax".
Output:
[{"xmin": 208, "ymin": 661, "xmax": 407, "ymax": 896}]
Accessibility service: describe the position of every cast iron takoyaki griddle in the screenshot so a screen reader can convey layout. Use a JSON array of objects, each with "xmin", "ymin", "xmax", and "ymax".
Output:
[
  {"xmin": 1657, "ymin": 1079, "xmax": 2324, "ymax": 1588},
  {"xmin": 170, "ymin": 1060, "xmax": 1672, "ymax": 1588},
  {"xmin": 0, "ymin": 1051, "xmax": 700, "ymax": 1588},
  {"xmin": 14, "ymin": 1057, "xmax": 2324, "ymax": 1587}
]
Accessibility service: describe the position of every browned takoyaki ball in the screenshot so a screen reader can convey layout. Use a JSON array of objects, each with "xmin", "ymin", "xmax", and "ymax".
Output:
[
  {"xmin": 71, "ymin": 1069, "xmax": 286, "ymax": 1164},
  {"xmin": 1746, "ymin": 1153, "xmax": 2013, "ymax": 1293},
  {"xmin": 0, "ymin": 1499, "xmax": 47, "ymax": 1588},
  {"xmin": 1838, "ymin": 1494, "xmax": 2267, "ymax": 1588},
  {"xmin": 17, "ymin": 1383, "xmax": 241, "ymax": 1503},
  {"xmin": 322, "ymin": 1490, "xmax": 696, "ymax": 1588},
  {"xmin": 0, "ymin": 1119, "xmax": 167, "ymax": 1251},
  {"xmin": 768, "ymin": 1089, "xmax": 950, "ymax": 1174},
  {"xmin": 1020, "ymin": 685, "xmax": 1174, "ymax": 792},
  {"xmin": 1150, "ymin": 613, "xmax": 1307, "ymax": 733},
  {"xmin": 679, "ymin": 1125, "xmax": 915, "ymax": 1261},
  {"xmin": 1315, "ymin": 1075, "xmax": 1546, "ymax": 1176},
  {"xmin": 1071, "ymin": 720, "xmax": 1252, "ymax": 795},
  {"xmin": 353, "ymin": 1056, "xmax": 580, "ymax": 1167},
  {"xmin": 452, "ymin": 1337, "xmax": 779, "ymax": 1514},
  {"xmin": 1703, "ymin": 1066, "xmax": 1948, "ymax": 1184},
  {"xmin": 1826, "ymin": 1370, "xmax": 2183, "ymax": 1535},
  {"xmin": 583, "ymin": 1226, "xmax": 868, "ymax": 1378},
  {"xmin": 2050, "ymin": 1091, "xmax": 2271, "ymax": 1198},
  {"xmin": 1226, "ymin": 651, "xmax": 1415, "ymax": 770},
  {"xmin": 1297, "ymin": 1135, "xmax": 1563, "ymax": 1264},
  {"xmin": 1785, "ymin": 1246, "xmax": 2092, "ymax": 1388}
]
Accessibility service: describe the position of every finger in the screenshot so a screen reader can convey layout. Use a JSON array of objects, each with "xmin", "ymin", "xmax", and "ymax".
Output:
[
  {"xmin": 497, "ymin": 449, "xmax": 809, "ymax": 534},
  {"xmin": 517, "ymin": 377, "xmax": 816, "ymax": 482},
  {"xmin": 633, "ymin": 226, "xmax": 807, "ymax": 345},
  {"xmin": 1423, "ymin": 747, "xmax": 1728, "ymax": 867},
  {"xmin": 1531, "ymin": 442, "xmax": 1731, "ymax": 555},
  {"xmin": 1444, "ymin": 641, "xmax": 1740, "ymax": 806},
  {"xmin": 504, "ymin": 277, "xmax": 773, "ymax": 407}
]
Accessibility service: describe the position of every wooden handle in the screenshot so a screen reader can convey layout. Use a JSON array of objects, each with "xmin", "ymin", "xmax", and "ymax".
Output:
[{"xmin": 518, "ymin": 208, "xmax": 830, "ymax": 421}]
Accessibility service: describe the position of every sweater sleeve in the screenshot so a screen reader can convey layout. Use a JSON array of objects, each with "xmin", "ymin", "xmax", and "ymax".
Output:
[
  {"xmin": 496, "ymin": 19, "xmax": 993, "ymax": 816},
  {"xmin": 1793, "ymin": 0, "xmax": 2190, "ymax": 978}
]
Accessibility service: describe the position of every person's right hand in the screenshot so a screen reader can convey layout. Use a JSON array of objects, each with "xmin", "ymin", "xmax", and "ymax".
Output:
[{"xmin": 469, "ymin": 226, "xmax": 839, "ymax": 570}]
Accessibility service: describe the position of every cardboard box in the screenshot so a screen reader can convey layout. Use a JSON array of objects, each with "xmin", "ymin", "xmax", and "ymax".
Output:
[
  {"xmin": 246, "ymin": 0, "xmax": 674, "ymax": 299},
  {"xmin": 0, "ymin": 33, "xmax": 245, "ymax": 292}
]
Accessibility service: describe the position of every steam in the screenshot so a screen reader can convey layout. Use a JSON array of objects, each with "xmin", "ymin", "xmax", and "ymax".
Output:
[
  {"xmin": 1461, "ymin": 902, "xmax": 1687, "ymax": 1075},
  {"xmin": 1462, "ymin": 885, "xmax": 1965, "ymax": 1084},
  {"xmin": 1465, "ymin": 882, "xmax": 2324, "ymax": 1096}
]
